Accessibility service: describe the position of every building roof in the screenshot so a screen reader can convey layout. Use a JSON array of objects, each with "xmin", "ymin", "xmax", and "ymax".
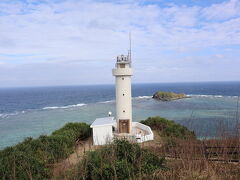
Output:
[{"xmin": 90, "ymin": 117, "xmax": 115, "ymax": 128}]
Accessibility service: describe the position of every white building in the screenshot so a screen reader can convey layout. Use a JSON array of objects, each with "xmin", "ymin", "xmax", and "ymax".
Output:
[
  {"xmin": 90, "ymin": 117, "xmax": 115, "ymax": 145},
  {"xmin": 91, "ymin": 46, "xmax": 154, "ymax": 146}
]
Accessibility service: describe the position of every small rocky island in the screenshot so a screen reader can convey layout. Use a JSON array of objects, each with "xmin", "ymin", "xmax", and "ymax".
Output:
[{"xmin": 153, "ymin": 91, "xmax": 187, "ymax": 101}]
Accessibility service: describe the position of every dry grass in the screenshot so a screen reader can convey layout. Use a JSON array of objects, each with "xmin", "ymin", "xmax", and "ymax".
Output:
[
  {"xmin": 152, "ymin": 159, "xmax": 240, "ymax": 180},
  {"xmin": 145, "ymin": 136, "xmax": 240, "ymax": 180}
]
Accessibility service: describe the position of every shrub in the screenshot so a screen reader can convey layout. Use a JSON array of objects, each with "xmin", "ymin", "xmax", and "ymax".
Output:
[
  {"xmin": 141, "ymin": 116, "xmax": 196, "ymax": 139},
  {"xmin": 0, "ymin": 122, "xmax": 91, "ymax": 179},
  {"xmin": 70, "ymin": 139, "xmax": 166, "ymax": 180}
]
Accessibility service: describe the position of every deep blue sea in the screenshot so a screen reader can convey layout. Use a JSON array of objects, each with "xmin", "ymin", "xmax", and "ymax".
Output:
[{"xmin": 0, "ymin": 82, "xmax": 240, "ymax": 149}]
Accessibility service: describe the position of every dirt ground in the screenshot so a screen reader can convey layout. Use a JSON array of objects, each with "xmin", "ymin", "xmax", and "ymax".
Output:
[{"xmin": 52, "ymin": 137, "xmax": 97, "ymax": 177}]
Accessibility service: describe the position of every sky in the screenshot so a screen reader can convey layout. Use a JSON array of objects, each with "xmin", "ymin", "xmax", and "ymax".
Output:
[{"xmin": 0, "ymin": 0, "xmax": 240, "ymax": 87}]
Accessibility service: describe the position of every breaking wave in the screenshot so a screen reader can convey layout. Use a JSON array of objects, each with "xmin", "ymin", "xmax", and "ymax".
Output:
[
  {"xmin": 0, "ymin": 111, "xmax": 25, "ymax": 118},
  {"xmin": 134, "ymin": 96, "xmax": 152, "ymax": 99},
  {"xmin": 99, "ymin": 96, "xmax": 152, "ymax": 103},
  {"xmin": 99, "ymin": 100, "xmax": 115, "ymax": 103},
  {"xmin": 42, "ymin": 103, "xmax": 86, "ymax": 110},
  {"xmin": 188, "ymin": 94, "xmax": 238, "ymax": 98}
]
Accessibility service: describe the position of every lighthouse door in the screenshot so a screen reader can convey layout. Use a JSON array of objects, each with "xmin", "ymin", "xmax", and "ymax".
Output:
[{"xmin": 119, "ymin": 119, "xmax": 130, "ymax": 133}]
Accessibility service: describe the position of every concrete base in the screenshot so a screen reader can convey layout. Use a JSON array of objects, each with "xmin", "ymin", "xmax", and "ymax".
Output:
[
  {"xmin": 113, "ymin": 122, "xmax": 154, "ymax": 143},
  {"xmin": 91, "ymin": 118, "xmax": 154, "ymax": 145}
]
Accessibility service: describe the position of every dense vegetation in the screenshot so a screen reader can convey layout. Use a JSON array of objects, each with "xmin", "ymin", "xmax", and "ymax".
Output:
[
  {"xmin": 63, "ymin": 139, "xmax": 166, "ymax": 179},
  {"xmin": 0, "ymin": 122, "xmax": 91, "ymax": 179},
  {"xmin": 1, "ymin": 116, "xmax": 239, "ymax": 179},
  {"xmin": 141, "ymin": 116, "xmax": 196, "ymax": 139},
  {"xmin": 152, "ymin": 91, "xmax": 187, "ymax": 101}
]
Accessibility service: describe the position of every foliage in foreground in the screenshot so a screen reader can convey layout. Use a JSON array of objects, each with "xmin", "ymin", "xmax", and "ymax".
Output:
[
  {"xmin": 0, "ymin": 122, "xmax": 91, "ymax": 180},
  {"xmin": 141, "ymin": 116, "xmax": 196, "ymax": 140},
  {"xmin": 64, "ymin": 139, "xmax": 166, "ymax": 180}
]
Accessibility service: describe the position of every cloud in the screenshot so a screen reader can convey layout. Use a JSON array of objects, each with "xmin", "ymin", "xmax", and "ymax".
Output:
[
  {"xmin": 0, "ymin": 0, "xmax": 240, "ymax": 86},
  {"xmin": 202, "ymin": 0, "xmax": 240, "ymax": 21}
]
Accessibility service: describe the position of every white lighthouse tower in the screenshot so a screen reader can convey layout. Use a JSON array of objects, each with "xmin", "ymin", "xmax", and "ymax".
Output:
[
  {"xmin": 90, "ymin": 35, "xmax": 154, "ymax": 145},
  {"xmin": 112, "ymin": 52, "xmax": 133, "ymax": 134}
]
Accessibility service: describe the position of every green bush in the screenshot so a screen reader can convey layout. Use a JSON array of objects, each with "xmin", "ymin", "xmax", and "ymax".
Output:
[
  {"xmin": 70, "ymin": 139, "xmax": 166, "ymax": 180},
  {"xmin": 141, "ymin": 116, "xmax": 196, "ymax": 139},
  {"xmin": 0, "ymin": 122, "xmax": 91, "ymax": 179}
]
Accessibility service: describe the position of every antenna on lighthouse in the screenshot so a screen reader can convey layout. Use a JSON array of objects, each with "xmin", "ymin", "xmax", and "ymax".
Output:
[{"xmin": 128, "ymin": 32, "xmax": 132, "ymax": 66}]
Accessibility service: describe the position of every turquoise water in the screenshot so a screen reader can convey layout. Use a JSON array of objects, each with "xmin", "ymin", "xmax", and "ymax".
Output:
[{"xmin": 0, "ymin": 95, "xmax": 239, "ymax": 149}]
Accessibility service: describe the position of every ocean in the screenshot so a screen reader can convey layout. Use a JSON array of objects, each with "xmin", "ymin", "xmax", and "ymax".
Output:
[{"xmin": 0, "ymin": 82, "xmax": 240, "ymax": 149}]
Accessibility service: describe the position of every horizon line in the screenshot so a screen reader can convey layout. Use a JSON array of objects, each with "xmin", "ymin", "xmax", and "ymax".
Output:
[{"xmin": 1, "ymin": 80, "xmax": 240, "ymax": 89}]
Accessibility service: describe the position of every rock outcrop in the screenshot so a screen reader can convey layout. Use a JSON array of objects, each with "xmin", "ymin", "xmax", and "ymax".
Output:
[{"xmin": 152, "ymin": 91, "xmax": 187, "ymax": 101}]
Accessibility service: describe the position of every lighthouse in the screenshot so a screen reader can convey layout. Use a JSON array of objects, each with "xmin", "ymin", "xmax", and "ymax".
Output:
[
  {"xmin": 112, "ymin": 53, "xmax": 133, "ymax": 134},
  {"xmin": 90, "ymin": 35, "xmax": 154, "ymax": 145}
]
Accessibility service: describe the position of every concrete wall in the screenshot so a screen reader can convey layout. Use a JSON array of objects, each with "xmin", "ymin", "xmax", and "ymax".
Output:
[
  {"xmin": 92, "ymin": 125, "xmax": 113, "ymax": 145},
  {"xmin": 132, "ymin": 122, "xmax": 154, "ymax": 143}
]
